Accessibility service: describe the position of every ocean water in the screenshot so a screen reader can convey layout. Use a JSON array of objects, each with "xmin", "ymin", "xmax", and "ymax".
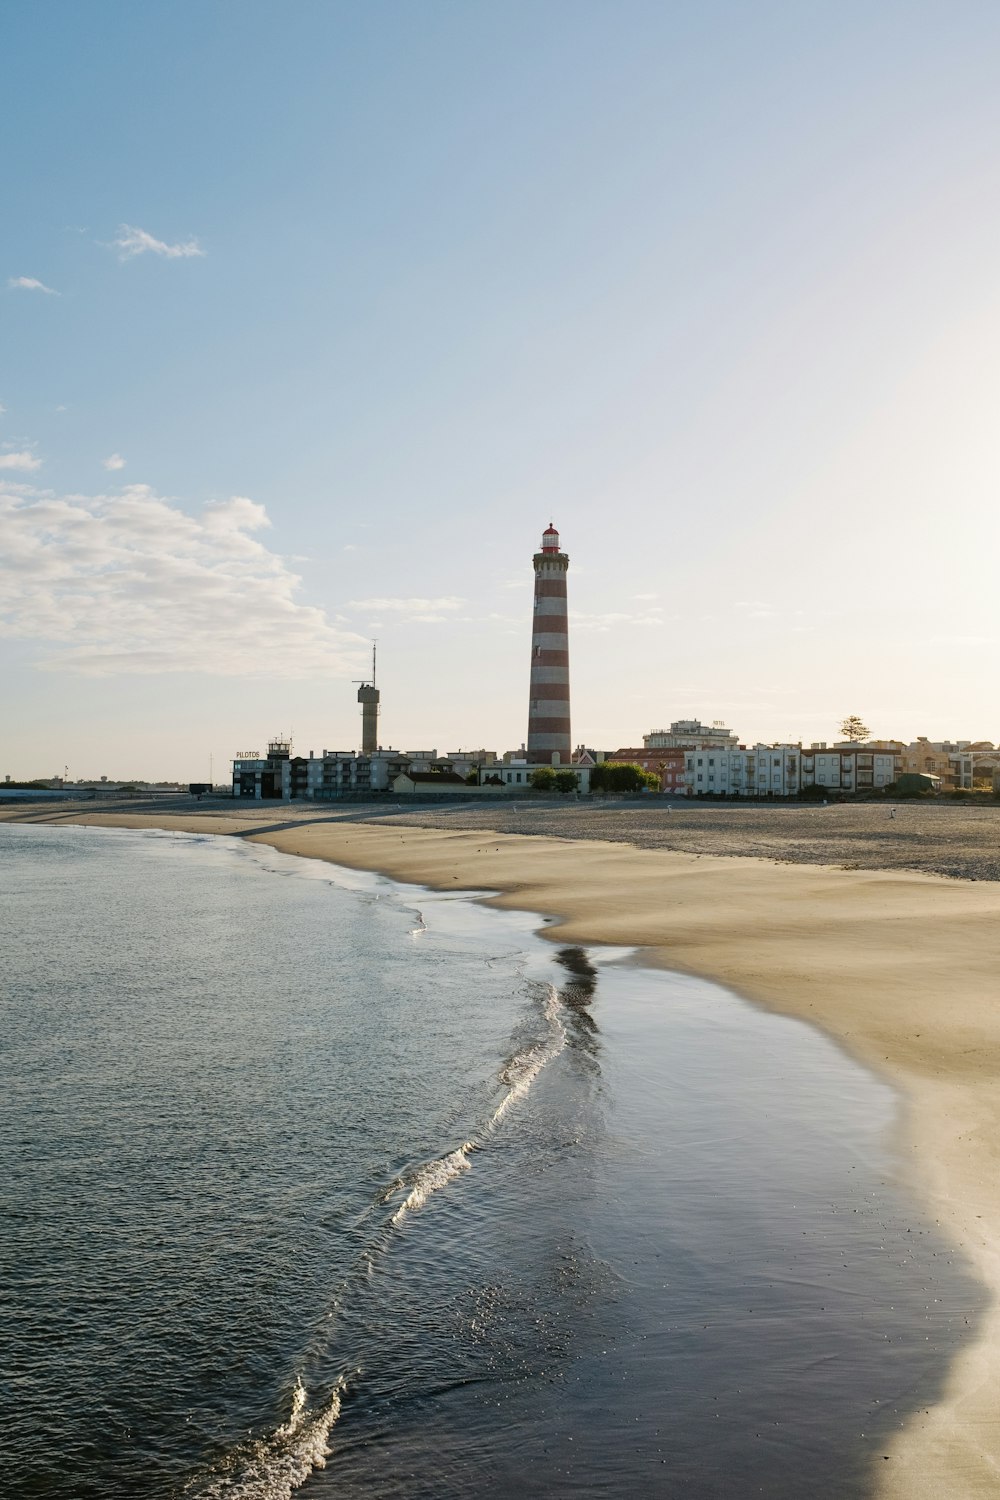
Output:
[{"xmin": 0, "ymin": 823, "xmax": 981, "ymax": 1499}]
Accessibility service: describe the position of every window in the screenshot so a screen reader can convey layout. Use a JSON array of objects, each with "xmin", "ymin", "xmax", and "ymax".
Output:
[{"xmin": 697, "ymin": 773, "xmax": 703, "ymax": 783}]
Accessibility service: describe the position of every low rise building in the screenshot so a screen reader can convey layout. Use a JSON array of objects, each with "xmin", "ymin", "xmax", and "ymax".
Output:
[
  {"xmin": 393, "ymin": 771, "xmax": 481, "ymax": 796},
  {"xmin": 644, "ymin": 719, "xmax": 739, "ymax": 751},
  {"xmin": 683, "ymin": 743, "xmax": 899, "ymax": 797},
  {"xmin": 233, "ymin": 741, "xmax": 410, "ymax": 800},
  {"xmin": 902, "ymin": 739, "xmax": 955, "ymax": 786},
  {"xmin": 685, "ymin": 745, "xmax": 801, "ymax": 797},
  {"xmin": 608, "ymin": 746, "xmax": 686, "ymax": 793}
]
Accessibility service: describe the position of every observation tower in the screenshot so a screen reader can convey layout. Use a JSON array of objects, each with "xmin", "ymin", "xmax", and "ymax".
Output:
[{"xmin": 354, "ymin": 643, "xmax": 380, "ymax": 754}]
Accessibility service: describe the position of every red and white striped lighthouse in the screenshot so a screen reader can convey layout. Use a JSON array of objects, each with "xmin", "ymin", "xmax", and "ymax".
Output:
[{"xmin": 527, "ymin": 523, "xmax": 571, "ymax": 765}]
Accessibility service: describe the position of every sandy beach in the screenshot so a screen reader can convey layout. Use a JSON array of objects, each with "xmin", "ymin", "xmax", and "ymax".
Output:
[{"xmin": 6, "ymin": 797, "xmax": 1000, "ymax": 1497}]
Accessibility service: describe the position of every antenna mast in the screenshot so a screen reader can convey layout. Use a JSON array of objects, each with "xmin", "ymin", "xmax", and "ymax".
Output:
[{"xmin": 353, "ymin": 639, "xmax": 381, "ymax": 754}]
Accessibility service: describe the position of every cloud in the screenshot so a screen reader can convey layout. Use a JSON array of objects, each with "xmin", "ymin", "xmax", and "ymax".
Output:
[
  {"xmin": 345, "ymin": 596, "xmax": 466, "ymax": 618},
  {"xmin": 111, "ymin": 224, "xmax": 204, "ymax": 260},
  {"xmin": 572, "ymin": 608, "xmax": 667, "ymax": 631},
  {"xmin": 0, "ymin": 451, "xmax": 42, "ymax": 472},
  {"xmin": 8, "ymin": 276, "xmax": 59, "ymax": 294},
  {"xmin": 102, "ymin": 453, "xmax": 126, "ymax": 470},
  {"xmin": 0, "ymin": 403, "xmax": 6, "ymax": 415},
  {"xmin": 0, "ymin": 483, "xmax": 367, "ymax": 677}
]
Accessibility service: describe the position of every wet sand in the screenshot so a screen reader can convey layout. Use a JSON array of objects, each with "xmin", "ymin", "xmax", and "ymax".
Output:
[{"xmin": 5, "ymin": 798, "xmax": 1000, "ymax": 1497}]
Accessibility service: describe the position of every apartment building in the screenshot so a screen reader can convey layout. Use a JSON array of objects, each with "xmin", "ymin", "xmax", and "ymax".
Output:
[
  {"xmin": 607, "ymin": 746, "xmax": 686, "ymax": 792},
  {"xmin": 683, "ymin": 744, "xmax": 899, "ymax": 797},
  {"xmin": 685, "ymin": 745, "xmax": 801, "ymax": 796},
  {"xmin": 644, "ymin": 719, "xmax": 738, "ymax": 750},
  {"xmin": 233, "ymin": 744, "xmax": 410, "ymax": 800}
]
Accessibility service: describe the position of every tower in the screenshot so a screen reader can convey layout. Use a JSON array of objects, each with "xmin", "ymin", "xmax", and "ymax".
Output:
[
  {"xmin": 355, "ymin": 643, "xmax": 380, "ymax": 754},
  {"xmin": 527, "ymin": 524, "xmax": 571, "ymax": 765}
]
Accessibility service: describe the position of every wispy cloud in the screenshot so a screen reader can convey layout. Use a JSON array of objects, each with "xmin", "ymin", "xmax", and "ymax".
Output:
[
  {"xmin": 0, "ymin": 451, "xmax": 42, "ymax": 472},
  {"xmin": 8, "ymin": 276, "xmax": 59, "ymax": 295},
  {"xmin": 0, "ymin": 403, "xmax": 6, "ymax": 415},
  {"xmin": 931, "ymin": 633, "xmax": 996, "ymax": 647},
  {"xmin": 102, "ymin": 453, "xmax": 126, "ymax": 471},
  {"xmin": 111, "ymin": 224, "xmax": 205, "ymax": 261},
  {"xmin": 572, "ymin": 607, "xmax": 667, "ymax": 631},
  {"xmin": 346, "ymin": 595, "xmax": 466, "ymax": 622},
  {"xmin": 0, "ymin": 484, "xmax": 367, "ymax": 677}
]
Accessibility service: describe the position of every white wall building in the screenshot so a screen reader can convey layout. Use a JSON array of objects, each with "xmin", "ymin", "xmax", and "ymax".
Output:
[
  {"xmin": 645, "ymin": 719, "xmax": 738, "ymax": 750},
  {"xmin": 684, "ymin": 745, "xmax": 801, "ymax": 796},
  {"xmin": 233, "ymin": 745, "xmax": 409, "ymax": 800},
  {"xmin": 683, "ymin": 744, "xmax": 899, "ymax": 797}
]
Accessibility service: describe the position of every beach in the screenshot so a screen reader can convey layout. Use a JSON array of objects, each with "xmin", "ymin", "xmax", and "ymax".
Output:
[{"xmin": 6, "ymin": 797, "xmax": 1000, "ymax": 1497}]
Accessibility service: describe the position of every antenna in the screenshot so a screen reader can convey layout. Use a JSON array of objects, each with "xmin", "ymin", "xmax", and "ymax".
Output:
[{"xmin": 352, "ymin": 639, "xmax": 378, "ymax": 689}]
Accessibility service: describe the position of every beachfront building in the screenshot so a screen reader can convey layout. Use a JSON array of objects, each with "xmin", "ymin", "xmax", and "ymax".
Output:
[
  {"xmin": 607, "ymin": 746, "xmax": 686, "ymax": 793},
  {"xmin": 232, "ymin": 744, "xmax": 412, "ymax": 800},
  {"xmin": 793, "ymin": 745, "xmax": 899, "ymax": 794},
  {"xmin": 392, "ymin": 771, "xmax": 479, "ymax": 796},
  {"xmin": 950, "ymin": 743, "xmax": 1000, "ymax": 790},
  {"xmin": 901, "ymin": 741, "xmax": 952, "ymax": 785},
  {"xmin": 685, "ymin": 745, "xmax": 801, "ymax": 797},
  {"xmin": 902, "ymin": 738, "xmax": 1000, "ymax": 790},
  {"xmin": 233, "ymin": 744, "xmax": 529, "ymax": 800},
  {"xmin": 682, "ymin": 743, "xmax": 900, "ymax": 797},
  {"xmin": 644, "ymin": 719, "xmax": 739, "ymax": 751},
  {"xmin": 497, "ymin": 761, "xmax": 591, "ymax": 792}
]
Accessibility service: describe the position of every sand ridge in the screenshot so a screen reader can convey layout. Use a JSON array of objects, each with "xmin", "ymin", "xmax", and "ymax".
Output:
[{"xmin": 6, "ymin": 801, "xmax": 1000, "ymax": 1496}]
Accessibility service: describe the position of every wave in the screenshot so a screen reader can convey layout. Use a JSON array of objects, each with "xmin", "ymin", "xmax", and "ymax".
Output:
[
  {"xmin": 189, "ymin": 981, "xmax": 568, "ymax": 1495},
  {"xmin": 389, "ymin": 983, "xmax": 566, "ymax": 1222},
  {"xmin": 490, "ymin": 984, "xmax": 566, "ymax": 1127},
  {"xmin": 389, "ymin": 1144, "xmax": 475, "ymax": 1225},
  {"xmin": 191, "ymin": 1376, "xmax": 347, "ymax": 1500}
]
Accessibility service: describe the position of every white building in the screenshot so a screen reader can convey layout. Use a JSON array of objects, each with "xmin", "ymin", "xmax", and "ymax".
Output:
[
  {"xmin": 684, "ymin": 745, "xmax": 801, "ymax": 796},
  {"xmin": 233, "ymin": 744, "xmax": 410, "ymax": 800},
  {"xmin": 683, "ymin": 744, "xmax": 899, "ymax": 797},
  {"xmin": 645, "ymin": 719, "xmax": 738, "ymax": 750},
  {"xmin": 805, "ymin": 746, "xmax": 899, "ymax": 793},
  {"xmin": 232, "ymin": 744, "xmax": 561, "ymax": 800}
]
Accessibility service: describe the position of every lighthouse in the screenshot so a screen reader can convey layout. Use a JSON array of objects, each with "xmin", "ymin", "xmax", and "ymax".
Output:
[{"xmin": 527, "ymin": 524, "xmax": 571, "ymax": 765}]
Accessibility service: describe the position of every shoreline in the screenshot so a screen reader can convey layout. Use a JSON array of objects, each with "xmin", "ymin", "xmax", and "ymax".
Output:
[{"xmin": 7, "ymin": 804, "xmax": 1000, "ymax": 1497}]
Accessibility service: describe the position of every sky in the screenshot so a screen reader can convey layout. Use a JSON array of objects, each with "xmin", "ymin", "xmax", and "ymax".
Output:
[{"xmin": 3, "ymin": 1, "xmax": 1000, "ymax": 780}]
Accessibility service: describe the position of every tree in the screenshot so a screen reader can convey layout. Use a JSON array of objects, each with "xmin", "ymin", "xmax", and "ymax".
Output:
[
  {"xmin": 553, "ymin": 770, "xmax": 578, "ymax": 795},
  {"xmin": 530, "ymin": 767, "xmax": 556, "ymax": 791},
  {"xmin": 590, "ymin": 762, "xmax": 659, "ymax": 795},
  {"xmin": 839, "ymin": 715, "xmax": 871, "ymax": 743}
]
